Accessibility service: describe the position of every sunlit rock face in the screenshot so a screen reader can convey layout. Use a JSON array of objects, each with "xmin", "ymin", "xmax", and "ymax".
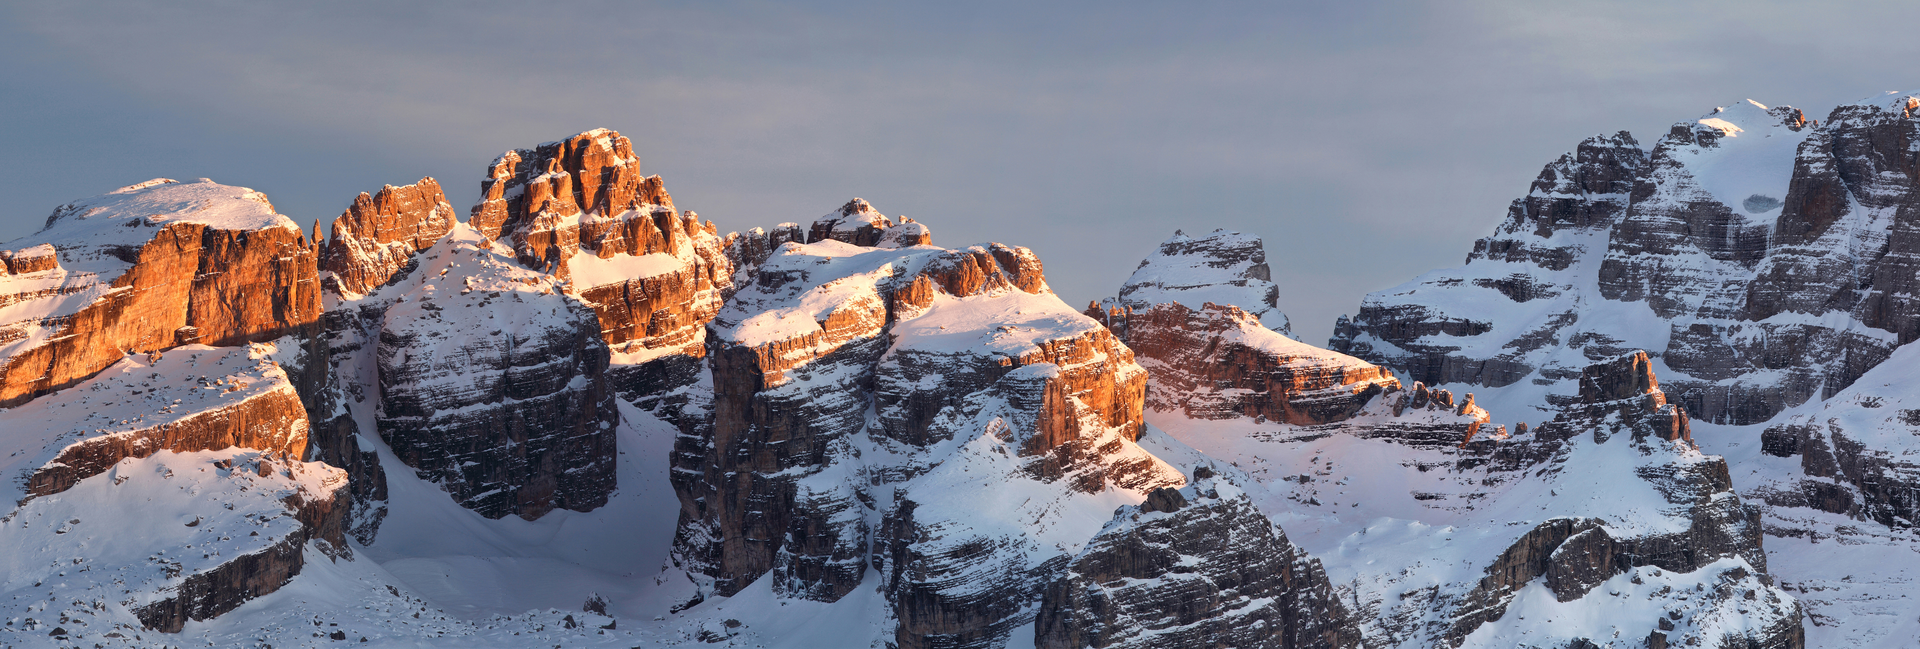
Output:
[
  {"xmin": 320, "ymin": 178, "xmax": 457, "ymax": 296},
  {"xmin": 0, "ymin": 179, "xmax": 321, "ymax": 408},
  {"xmin": 1333, "ymin": 95, "xmax": 1920, "ymax": 426},
  {"xmin": 1091, "ymin": 229, "xmax": 1394, "ymax": 426},
  {"xmin": 668, "ymin": 200, "xmax": 1193, "ymax": 648},
  {"xmin": 468, "ymin": 129, "xmax": 733, "ymax": 409}
]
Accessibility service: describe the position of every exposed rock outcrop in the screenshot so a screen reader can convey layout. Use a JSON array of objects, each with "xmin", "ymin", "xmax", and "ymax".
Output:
[
  {"xmin": 1036, "ymin": 473, "xmax": 1362, "ymax": 649},
  {"xmin": 467, "ymin": 129, "xmax": 733, "ymax": 408},
  {"xmin": 1751, "ymin": 338, "xmax": 1920, "ymax": 530},
  {"xmin": 0, "ymin": 179, "xmax": 321, "ymax": 408},
  {"xmin": 319, "ymin": 177, "xmax": 457, "ymax": 296},
  {"xmin": 1328, "ymin": 99, "xmax": 1900, "ymax": 425},
  {"xmin": 373, "ymin": 227, "xmax": 618, "ymax": 520},
  {"xmin": 1441, "ymin": 351, "xmax": 1797, "ymax": 648},
  {"xmin": 0, "ymin": 344, "xmax": 310, "ymax": 507},
  {"xmin": 1124, "ymin": 301, "xmax": 1398, "ymax": 425},
  {"xmin": 1103, "ymin": 228, "xmax": 1292, "ymax": 337},
  {"xmin": 671, "ymin": 202, "xmax": 1183, "ymax": 648}
]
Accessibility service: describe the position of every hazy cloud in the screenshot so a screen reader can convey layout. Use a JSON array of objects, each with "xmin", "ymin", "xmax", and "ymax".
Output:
[{"xmin": 6, "ymin": 1, "xmax": 1920, "ymax": 344}]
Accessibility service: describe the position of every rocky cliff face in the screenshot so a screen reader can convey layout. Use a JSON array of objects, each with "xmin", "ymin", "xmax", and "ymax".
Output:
[
  {"xmin": 369, "ymin": 226, "xmax": 619, "ymax": 520},
  {"xmin": 1101, "ymin": 228, "xmax": 1292, "ymax": 337},
  {"xmin": 0, "ymin": 179, "xmax": 321, "ymax": 408},
  {"xmin": 320, "ymin": 178, "xmax": 457, "ymax": 296},
  {"xmin": 1752, "ymin": 338, "xmax": 1920, "ymax": 530},
  {"xmin": 670, "ymin": 202, "xmax": 1189, "ymax": 648},
  {"xmin": 1124, "ymin": 301, "xmax": 1398, "ymax": 425},
  {"xmin": 1096, "ymin": 230, "xmax": 1395, "ymax": 426},
  {"xmin": 1438, "ymin": 352, "xmax": 1798, "ymax": 648},
  {"xmin": 1331, "ymin": 98, "xmax": 1916, "ymax": 425},
  {"xmin": 467, "ymin": 129, "xmax": 733, "ymax": 408},
  {"xmin": 311, "ymin": 179, "xmax": 463, "ymax": 540},
  {"xmin": 1146, "ymin": 343, "xmax": 1802, "ymax": 648},
  {"xmin": 1035, "ymin": 471, "xmax": 1362, "ymax": 649},
  {"xmin": 0, "ymin": 341, "xmax": 350, "ymax": 636}
]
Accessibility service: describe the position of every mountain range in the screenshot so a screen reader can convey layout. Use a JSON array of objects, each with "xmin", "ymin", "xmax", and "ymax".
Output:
[{"xmin": 4, "ymin": 90, "xmax": 1920, "ymax": 648}]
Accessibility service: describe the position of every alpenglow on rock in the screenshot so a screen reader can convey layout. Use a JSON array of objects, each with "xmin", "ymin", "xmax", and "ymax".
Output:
[
  {"xmin": 1091, "ymin": 229, "xmax": 1393, "ymax": 426},
  {"xmin": 0, "ymin": 179, "xmax": 321, "ymax": 407},
  {"xmin": 467, "ymin": 129, "xmax": 734, "ymax": 407},
  {"xmin": 1330, "ymin": 96, "xmax": 1920, "ymax": 425}
]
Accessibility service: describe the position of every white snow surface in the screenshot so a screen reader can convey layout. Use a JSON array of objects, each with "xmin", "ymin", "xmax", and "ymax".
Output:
[
  {"xmin": 3, "ymin": 178, "xmax": 298, "ymax": 278},
  {"xmin": 564, "ymin": 250, "xmax": 686, "ymax": 287},
  {"xmin": 0, "ymin": 449, "xmax": 348, "ymax": 647},
  {"xmin": 1116, "ymin": 228, "xmax": 1292, "ymax": 336},
  {"xmin": 0, "ymin": 343, "xmax": 304, "ymax": 508},
  {"xmin": 1146, "ymin": 388, "xmax": 1793, "ymax": 647}
]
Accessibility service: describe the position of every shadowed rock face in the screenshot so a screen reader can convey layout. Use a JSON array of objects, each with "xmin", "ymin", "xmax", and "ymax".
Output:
[
  {"xmin": 374, "ymin": 231, "xmax": 619, "ymax": 521},
  {"xmin": 0, "ymin": 179, "xmax": 321, "ymax": 408},
  {"xmin": 1036, "ymin": 474, "xmax": 1362, "ymax": 649},
  {"xmin": 132, "ymin": 460, "xmax": 350, "ymax": 633},
  {"xmin": 1444, "ymin": 351, "xmax": 1799, "ymax": 649},
  {"xmin": 1753, "ymin": 335, "xmax": 1920, "ymax": 531},
  {"xmin": 1332, "ymin": 97, "xmax": 1920, "ymax": 425}
]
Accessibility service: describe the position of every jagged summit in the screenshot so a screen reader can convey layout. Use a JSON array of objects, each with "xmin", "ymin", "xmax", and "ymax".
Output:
[
  {"xmin": 7, "ymin": 102, "xmax": 1893, "ymax": 646},
  {"xmin": 806, "ymin": 197, "xmax": 931, "ymax": 248},
  {"xmin": 319, "ymin": 177, "xmax": 457, "ymax": 295},
  {"xmin": 1106, "ymin": 228, "xmax": 1292, "ymax": 337}
]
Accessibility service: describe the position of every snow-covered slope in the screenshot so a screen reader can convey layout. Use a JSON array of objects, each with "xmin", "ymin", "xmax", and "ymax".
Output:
[
  {"xmin": 1104, "ymin": 228, "xmax": 1292, "ymax": 337},
  {"xmin": 1147, "ymin": 352, "xmax": 1801, "ymax": 648},
  {"xmin": 1331, "ymin": 95, "xmax": 1920, "ymax": 429},
  {"xmin": 12, "ymin": 106, "xmax": 1907, "ymax": 648}
]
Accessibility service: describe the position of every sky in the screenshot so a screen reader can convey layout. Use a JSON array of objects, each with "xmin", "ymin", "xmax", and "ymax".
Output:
[{"xmin": 6, "ymin": 1, "xmax": 1920, "ymax": 345}]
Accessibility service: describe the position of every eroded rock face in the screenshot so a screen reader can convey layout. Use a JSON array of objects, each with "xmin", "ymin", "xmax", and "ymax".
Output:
[
  {"xmin": 320, "ymin": 177, "xmax": 457, "ymax": 296},
  {"xmin": 0, "ymin": 179, "xmax": 321, "ymax": 408},
  {"xmin": 1331, "ymin": 97, "xmax": 1917, "ymax": 424},
  {"xmin": 373, "ymin": 227, "xmax": 619, "ymax": 520},
  {"xmin": 671, "ymin": 202, "xmax": 1183, "ymax": 648},
  {"xmin": 467, "ymin": 129, "xmax": 733, "ymax": 408},
  {"xmin": 1751, "ymin": 338, "xmax": 1920, "ymax": 530},
  {"xmin": 1123, "ymin": 301, "xmax": 1398, "ymax": 425},
  {"xmin": 806, "ymin": 198, "xmax": 931, "ymax": 248},
  {"xmin": 1036, "ymin": 473, "xmax": 1362, "ymax": 649},
  {"xmin": 1442, "ymin": 351, "xmax": 1795, "ymax": 648},
  {"xmin": 0, "ymin": 344, "xmax": 310, "ymax": 507},
  {"xmin": 1104, "ymin": 228, "xmax": 1292, "ymax": 337}
]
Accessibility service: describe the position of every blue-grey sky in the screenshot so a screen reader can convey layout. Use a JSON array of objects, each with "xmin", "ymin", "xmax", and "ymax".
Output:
[{"xmin": 6, "ymin": 1, "xmax": 1920, "ymax": 344}]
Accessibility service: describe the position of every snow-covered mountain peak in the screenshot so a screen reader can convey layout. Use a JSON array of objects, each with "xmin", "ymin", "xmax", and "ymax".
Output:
[
  {"xmin": 1112, "ymin": 227, "xmax": 1291, "ymax": 337},
  {"xmin": 804, "ymin": 197, "xmax": 931, "ymax": 248}
]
